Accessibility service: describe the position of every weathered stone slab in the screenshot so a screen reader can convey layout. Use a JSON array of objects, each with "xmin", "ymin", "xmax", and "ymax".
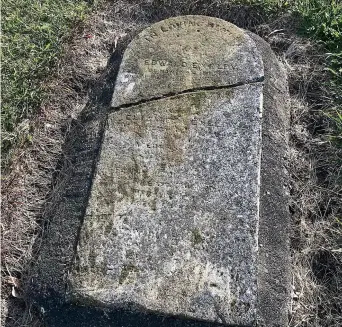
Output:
[
  {"xmin": 66, "ymin": 15, "xmax": 290, "ymax": 327},
  {"xmin": 71, "ymin": 84, "xmax": 262, "ymax": 325},
  {"xmin": 111, "ymin": 15, "xmax": 263, "ymax": 106}
]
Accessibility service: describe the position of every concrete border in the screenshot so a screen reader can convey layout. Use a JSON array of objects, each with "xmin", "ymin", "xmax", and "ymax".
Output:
[{"xmin": 249, "ymin": 33, "xmax": 291, "ymax": 327}]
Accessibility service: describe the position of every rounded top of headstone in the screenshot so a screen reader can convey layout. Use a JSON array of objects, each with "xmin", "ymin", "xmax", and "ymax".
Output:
[{"xmin": 111, "ymin": 15, "xmax": 264, "ymax": 107}]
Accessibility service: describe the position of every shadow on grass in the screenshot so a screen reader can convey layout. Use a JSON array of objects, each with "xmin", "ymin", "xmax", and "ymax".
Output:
[{"xmin": 3, "ymin": 38, "xmax": 127, "ymax": 327}]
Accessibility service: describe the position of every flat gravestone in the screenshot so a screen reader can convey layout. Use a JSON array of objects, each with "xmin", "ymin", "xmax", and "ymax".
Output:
[{"xmin": 68, "ymin": 16, "xmax": 290, "ymax": 326}]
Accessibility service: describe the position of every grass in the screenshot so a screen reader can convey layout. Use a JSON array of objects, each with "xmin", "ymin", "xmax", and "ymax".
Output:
[
  {"xmin": 1, "ymin": 0, "xmax": 97, "ymax": 165},
  {"xmin": 292, "ymin": 0, "xmax": 342, "ymax": 141},
  {"xmin": 238, "ymin": 0, "xmax": 342, "ymax": 141},
  {"xmin": 239, "ymin": 0, "xmax": 342, "ymax": 73}
]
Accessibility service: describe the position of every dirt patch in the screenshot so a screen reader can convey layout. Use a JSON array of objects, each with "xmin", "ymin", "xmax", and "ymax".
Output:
[{"xmin": 1, "ymin": 1, "xmax": 341, "ymax": 326}]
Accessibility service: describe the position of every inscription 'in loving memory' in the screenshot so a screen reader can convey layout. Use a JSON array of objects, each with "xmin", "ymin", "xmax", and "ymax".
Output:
[{"xmin": 143, "ymin": 19, "xmax": 233, "ymax": 42}]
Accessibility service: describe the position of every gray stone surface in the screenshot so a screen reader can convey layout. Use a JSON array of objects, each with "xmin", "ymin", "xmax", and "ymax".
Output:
[
  {"xmin": 111, "ymin": 15, "xmax": 263, "ymax": 107},
  {"xmin": 67, "ymin": 15, "xmax": 290, "ymax": 327},
  {"xmin": 71, "ymin": 85, "xmax": 262, "ymax": 325}
]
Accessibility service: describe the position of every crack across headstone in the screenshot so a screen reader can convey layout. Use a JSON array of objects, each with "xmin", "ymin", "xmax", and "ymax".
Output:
[{"xmin": 110, "ymin": 76, "xmax": 265, "ymax": 112}]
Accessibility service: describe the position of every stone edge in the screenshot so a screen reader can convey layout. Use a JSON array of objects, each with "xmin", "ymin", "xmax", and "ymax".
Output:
[{"xmin": 248, "ymin": 33, "xmax": 291, "ymax": 327}]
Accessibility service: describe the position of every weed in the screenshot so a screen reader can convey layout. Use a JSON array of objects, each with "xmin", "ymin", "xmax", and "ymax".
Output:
[
  {"xmin": 292, "ymin": 0, "xmax": 342, "ymax": 108},
  {"xmin": 293, "ymin": 0, "xmax": 342, "ymax": 51}
]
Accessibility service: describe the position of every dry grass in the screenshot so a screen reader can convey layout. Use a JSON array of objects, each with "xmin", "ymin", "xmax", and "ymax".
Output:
[
  {"xmin": 1, "ymin": 1, "xmax": 341, "ymax": 326},
  {"xmin": 289, "ymin": 96, "xmax": 342, "ymax": 326},
  {"xmin": 283, "ymin": 39, "xmax": 342, "ymax": 327}
]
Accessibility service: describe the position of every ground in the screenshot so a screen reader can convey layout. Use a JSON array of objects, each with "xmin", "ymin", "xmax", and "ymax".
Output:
[{"xmin": 1, "ymin": 1, "xmax": 341, "ymax": 326}]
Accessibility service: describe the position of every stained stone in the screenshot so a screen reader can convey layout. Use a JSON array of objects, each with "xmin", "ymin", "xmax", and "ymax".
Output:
[
  {"xmin": 68, "ymin": 16, "xmax": 285, "ymax": 326},
  {"xmin": 111, "ymin": 15, "xmax": 263, "ymax": 106}
]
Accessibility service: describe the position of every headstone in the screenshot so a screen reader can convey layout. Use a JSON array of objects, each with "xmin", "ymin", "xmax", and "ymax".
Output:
[{"xmin": 68, "ymin": 16, "xmax": 290, "ymax": 326}]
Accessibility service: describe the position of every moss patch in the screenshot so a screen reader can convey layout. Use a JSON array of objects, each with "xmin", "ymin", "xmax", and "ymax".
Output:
[
  {"xmin": 192, "ymin": 228, "xmax": 204, "ymax": 245},
  {"xmin": 119, "ymin": 264, "xmax": 139, "ymax": 285}
]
